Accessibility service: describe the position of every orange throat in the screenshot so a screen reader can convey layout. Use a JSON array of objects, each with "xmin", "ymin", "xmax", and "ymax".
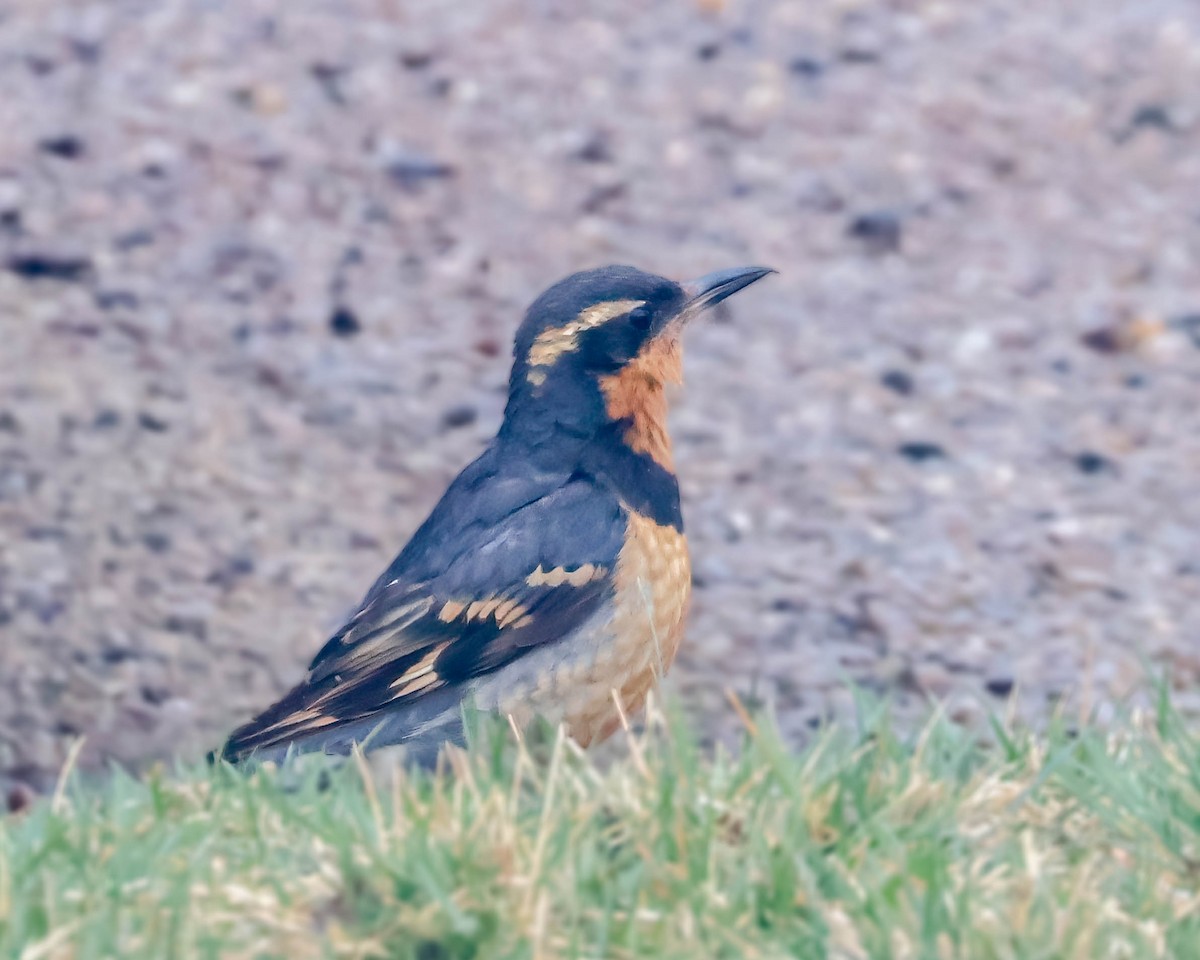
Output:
[{"xmin": 598, "ymin": 334, "xmax": 683, "ymax": 472}]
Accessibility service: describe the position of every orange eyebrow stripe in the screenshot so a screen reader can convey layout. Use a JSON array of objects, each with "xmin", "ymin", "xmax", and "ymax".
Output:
[{"xmin": 527, "ymin": 299, "xmax": 645, "ymax": 372}]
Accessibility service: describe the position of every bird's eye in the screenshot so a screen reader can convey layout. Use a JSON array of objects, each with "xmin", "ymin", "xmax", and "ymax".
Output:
[{"xmin": 628, "ymin": 306, "xmax": 653, "ymax": 331}]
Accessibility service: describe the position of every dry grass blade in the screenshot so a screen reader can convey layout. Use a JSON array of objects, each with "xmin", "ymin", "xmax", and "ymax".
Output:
[{"xmin": 1, "ymin": 701, "xmax": 1196, "ymax": 958}]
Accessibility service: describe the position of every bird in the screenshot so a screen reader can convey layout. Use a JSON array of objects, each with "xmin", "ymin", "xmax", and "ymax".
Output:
[{"xmin": 216, "ymin": 264, "xmax": 774, "ymax": 766}]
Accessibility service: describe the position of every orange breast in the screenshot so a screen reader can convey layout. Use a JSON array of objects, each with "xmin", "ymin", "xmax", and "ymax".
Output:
[
  {"xmin": 488, "ymin": 509, "xmax": 691, "ymax": 747},
  {"xmin": 562, "ymin": 510, "xmax": 692, "ymax": 745}
]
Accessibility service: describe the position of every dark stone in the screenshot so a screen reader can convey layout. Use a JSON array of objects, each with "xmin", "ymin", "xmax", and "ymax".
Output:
[
  {"xmin": 206, "ymin": 553, "xmax": 256, "ymax": 589},
  {"xmin": 441, "ymin": 405, "xmax": 478, "ymax": 429},
  {"xmin": 140, "ymin": 685, "xmax": 170, "ymax": 706},
  {"xmin": 788, "ymin": 57, "xmax": 824, "ymax": 77},
  {"xmin": 92, "ymin": 409, "xmax": 121, "ymax": 429},
  {"xmin": 348, "ymin": 531, "xmax": 382, "ymax": 550},
  {"xmin": 1080, "ymin": 327, "xmax": 1123, "ymax": 354},
  {"xmin": 95, "ymin": 290, "xmax": 139, "ymax": 310},
  {"xmin": 26, "ymin": 55, "xmax": 56, "ymax": 76},
  {"xmin": 115, "ymin": 229, "xmax": 155, "ymax": 250},
  {"xmin": 386, "ymin": 154, "xmax": 455, "ymax": 191},
  {"xmin": 33, "ymin": 600, "xmax": 65, "ymax": 625},
  {"xmin": 329, "ymin": 306, "xmax": 361, "ymax": 337},
  {"xmin": 25, "ymin": 526, "xmax": 66, "ymax": 541},
  {"xmin": 228, "ymin": 553, "xmax": 256, "ymax": 576},
  {"xmin": 0, "ymin": 210, "xmax": 22, "ymax": 231},
  {"xmin": 141, "ymin": 531, "xmax": 171, "ymax": 553},
  {"xmin": 984, "ymin": 677, "xmax": 1015, "ymax": 697},
  {"xmin": 696, "ymin": 42, "xmax": 721, "ymax": 61},
  {"xmin": 574, "ymin": 132, "xmax": 613, "ymax": 164},
  {"xmin": 39, "ymin": 135, "xmax": 85, "ymax": 159},
  {"xmin": 163, "ymin": 615, "xmax": 206, "ymax": 640},
  {"xmin": 137, "ymin": 412, "xmax": 169, "ymax": 432},
  {"xmin": 399, "ymin": 50, "xmax": 435, "ymax": 70},
  {"xmin": 897, "ymin": 441, "xmax": 946, "ymax": 462},
  {"xmin": 6, "ymin": 783, "xmax": 35, "ymax": 814},
  {"xmin": 6, "ymin": 254, "xmax": 92, "ymax": 282},
  {"xmin": 839, "ymin": 48, "xmax": 880, "ymax": 64},
  {"xmin": 100, "ymin": 645, "xmax": 136, "ymax": 665},
  {"xmin": 1074, "ymin": 451, "xmax": 1112, "ymax": 475},
  {"xmin": 310, "ymin": 62, "xmax": 347, "ymax": 105},
  {"xmin": 1126, "ymin": 104, "xmax": 1174, "ymax": 136},
  {"xmin": 847, "ymin": 210, "xmax": 902, "ymax": 254},
  {"xmin": 0, "ymin": 411, "xmax": 19, "ymax": 433},
  {"xmin": 581, "ymin": 182, "xmax": 626, "ymax": 214},
  {"xmin": 880, "ymin": 369, "xmax": 914, "ymax": 395}
]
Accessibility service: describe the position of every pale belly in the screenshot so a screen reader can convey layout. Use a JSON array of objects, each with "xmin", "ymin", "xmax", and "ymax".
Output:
[{"xmin": 474, "ymin": 511, "xmax": 692, "ymax": 746}]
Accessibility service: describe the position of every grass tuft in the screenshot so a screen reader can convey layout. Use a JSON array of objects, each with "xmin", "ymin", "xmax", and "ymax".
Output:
[{"xmin": 2, "ymin": 699, "xmax": 1198, "ymax": 959}]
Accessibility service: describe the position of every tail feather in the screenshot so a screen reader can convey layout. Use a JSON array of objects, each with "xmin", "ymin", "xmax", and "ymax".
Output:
[{"xmin": 212, "ymin": 685, "xmax": 466, "ymax": 767}]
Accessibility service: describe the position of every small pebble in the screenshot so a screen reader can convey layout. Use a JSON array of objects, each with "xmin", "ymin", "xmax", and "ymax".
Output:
[
  {"xmin": 788, "ymin": 57, "xmax": 824, "ymax": 77},
  {"xmin": 1074, "ymin": 451, "xmax": 1112, "ymax": 475},
  {"xmin": 399, "ymin": 50, "xmax": 435, "ymax": 70},
  {"xmin": 6, "ymin": 783, "xmax": 34, "ymax": 814},
  {"xmin": 880, "ymin": 369, "xmax": 914, "ymax": 395},
  {"xmin": 574, "ymin": 132, "xmax": 613, "ymax": 164},
  {"xmin": 386, "ymin": 154, "xmax": 455, "ymax": 191},
  {"xmin": 441, "ymin": 405, "xmax": 478, "ymax": 429},
  {"xmin": 847, "ymin": 211, "xmax": 902, "ymax": 254},
  {"xmin": 137, "ymin": 412, "xmax": 169, "ymax": 432},
  {"xmin": 141, "ymin": 531, "xmax": 171, "ymax": 553},
  {"xmin": 1122, "ymin": 104, "xmax": 1174, "ymax": 138},
  {"xmin": 329, "ymin": 306, "xmax": 361, "ymax": 337},
  {"xmin": 38, "ymin": 135, "xmax": 85, "ymax": 159},
  {"xmin": 6, "ymin": 254, "xmax": 91, "ymax": 282},
  {"xmin": 898, "ymin": 441, "xmax": 947, "ymax": 462}
]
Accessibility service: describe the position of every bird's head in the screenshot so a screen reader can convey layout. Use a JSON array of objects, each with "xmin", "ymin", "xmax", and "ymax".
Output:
[{"xmin": 504, "ymin": 265, "xmax": 773, "ymax": 447}]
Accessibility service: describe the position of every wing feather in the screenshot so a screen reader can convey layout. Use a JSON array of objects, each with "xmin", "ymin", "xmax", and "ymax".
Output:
[{"xmin": 219, "ymin": 474, "xmax": 624, "ymax": 762}]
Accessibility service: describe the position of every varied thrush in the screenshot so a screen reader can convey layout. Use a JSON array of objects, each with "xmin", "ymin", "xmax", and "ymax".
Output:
[{"xmin": 218, "ymin": 264, "xmax": 774, "ymax": 766}]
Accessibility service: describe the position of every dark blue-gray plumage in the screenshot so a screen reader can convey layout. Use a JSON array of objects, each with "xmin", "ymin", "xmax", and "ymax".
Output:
[{"xmin": 217, "ymin": 264, "xmax": 773, "ymax": 765}]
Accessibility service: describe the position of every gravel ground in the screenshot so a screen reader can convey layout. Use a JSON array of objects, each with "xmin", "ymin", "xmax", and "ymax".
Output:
[{"xmin": 1, "ymin": 0, "xmax": 1198, "ymax": 791}]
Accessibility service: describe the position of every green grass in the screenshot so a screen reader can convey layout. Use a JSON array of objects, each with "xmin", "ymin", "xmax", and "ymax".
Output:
[{"xmin": 2, "ymin": 698, "xmax": 1199, "ymax": 960}]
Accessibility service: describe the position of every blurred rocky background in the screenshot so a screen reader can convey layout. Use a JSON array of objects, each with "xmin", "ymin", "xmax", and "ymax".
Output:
[{"xmin": 1, "ymin": 0, "xmax": 1198, "ymax": 792}]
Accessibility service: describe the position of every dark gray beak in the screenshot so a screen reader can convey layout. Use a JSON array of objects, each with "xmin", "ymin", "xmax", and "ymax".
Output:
[{"xmin": 680, "ymin": 265, "xmax": 776, "ymax": 313}]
